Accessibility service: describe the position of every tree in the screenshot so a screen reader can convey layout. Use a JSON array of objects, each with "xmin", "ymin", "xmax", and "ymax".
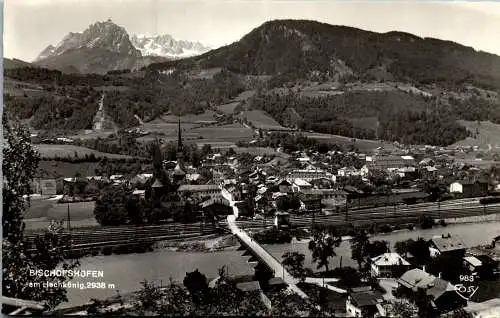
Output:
[
  {"xmin": 93, "ymin": 186, "xmax": 130, "ymax": 225},
  {"xmin": 397, "ymin": 238, "xmax": 431, "ymax": 266},
  {"xmin": 201, "ymin": 144, "xmax": 212, "ymax": 157},
  {"xmin": 2, "ymin": 116, "xmax": 40, "ymax": 243},
  {"xmin": 395, "ymin": 240, "xmax": 410, "ymax": 258},
  {"xmin": 367, "ymin": 240, "xmax": 389, "ymax": 258},
  {"xmin": 135, "ymin": 280, "xmax": 163, "ymax": 314},
  {"xmin": 2, "ymin": 117, "xmax": 79, "ymax": 309},
  {"xmin": 308, "ymin": 229, "xmax": 341, "ymax": 273},
  {"xmin": 276, "ymin": 196, "xmax": 292, "ymax": 211},
  {"xmin": 183, "ymin": 269, "xmax": 209, "ymax": 305},
  {"xmin": 447, "ymin": 308, "xmax": 473, "ymax": 318},
  {"xmin": 415, "ymin": 288, "xmax": 436, "ymax": 318},
  {"xmin": 282, "ymin": 252, "xmax": 307, "ymax": 281},
  {"xmin": 389, "ymin": 299, "xmax": 418, "ymax": 318},
  {"xmin": 367, "ymin": 169, "xmax": 389, "ymax": 187},
  {"xmin": 351, "ymin": 228, "xmax": 370, "ymax": 270}
]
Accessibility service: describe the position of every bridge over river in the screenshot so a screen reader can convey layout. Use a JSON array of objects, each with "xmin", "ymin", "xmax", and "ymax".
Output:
[{"xmin": 227, "ymin": 215, "xmax": 309, "ymax": 298}]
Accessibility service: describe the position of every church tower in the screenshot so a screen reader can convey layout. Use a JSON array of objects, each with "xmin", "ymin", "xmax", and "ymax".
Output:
[{"xmin": 173, "ymin": 119, "xmax": 186, "ymax": 182}]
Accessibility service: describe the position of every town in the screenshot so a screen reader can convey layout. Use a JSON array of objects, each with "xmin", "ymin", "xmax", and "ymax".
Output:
[{"xmin": 6, "ymin": 119, "xmax": 499, "ymax": 317}]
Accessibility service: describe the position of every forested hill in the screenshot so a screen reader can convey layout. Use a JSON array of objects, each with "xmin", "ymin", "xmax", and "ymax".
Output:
[
  {"xmin": 148, "ymin": 19, "xmax": 500, "ymax": 90},
  {"xmin": 4, "ymin": 19, "xmax": 500, "ymax": 147}
]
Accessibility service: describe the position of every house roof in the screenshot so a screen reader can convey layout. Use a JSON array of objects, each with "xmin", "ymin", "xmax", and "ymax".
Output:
[
  {"xmin": 464, "ymin": 256, "xmax": 483, "ymax": 267},
  {"xmin": 398, "ymin": 269, "xmax": 436, "ymax": 289},
  {"xmin": 453, "ymin": 179, "xmax": 489, "ymax": 186},
  {"xmin": 177, "ymin": 184, "xmax": 220, "ymax": 192},
  {"xmin": 268, "ymin": 277, "xmax": 286, "ymax": 286},
  {"xmin": 200, "ymin": 197, "xmax": 230, "ymax": 208},
  {"xmin": 277, "ymin": 179, "xmax": 292, "ymax": 186},
  {"xmin": 152, "ymin": 179, "xmax": 164, "ymax": 188},
  {"xmin": 371, "ymin": 253, "xmax": 410, "ymax": 266},
  {"xmin": 343, "ymin": 185, "xmax": 364, "ymax": 194},
  {"xmin": 236, "ymin": 281, "xmax": 261, "ymax": 292},
  {"xmin": 427, "ymin": 277, "xmax": 456, "ymax": 300},
  {"xmin": 350, "ymin": 290, "xmax": 384, "ymax": 307},
  {"xmin": 294, "ymin": 178, "xmax": 311, "ymax": 187},
  {"xmin": 399, "ymin": 268, "xmax": 456, "ymax": 300},
  {"xmin": 186, "ymin": 173, "xmax": 200, "ymax": 181},
  {"xmin": 431, "ymin": 235, "xmax": 467, "ymax": 252},
  {"xmin": 173, "ymin": 163, "xmax": 186, "ymax": 175}
]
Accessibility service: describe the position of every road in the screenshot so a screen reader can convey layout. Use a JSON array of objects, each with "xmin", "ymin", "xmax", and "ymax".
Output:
[{"xmin": 227, "ymin": 215, "xmax": 309, "ymax": 299}]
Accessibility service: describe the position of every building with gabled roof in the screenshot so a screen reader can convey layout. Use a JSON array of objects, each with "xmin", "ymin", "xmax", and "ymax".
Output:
[
  {"xmin": 397, "ymin": 268, "xmax": 466, "ymax": 313},
  {"xmin": 346, "ymin": 286, "xmax": 386, "ymax": 317},
  {"xmin": 177, "ymin": 184, "xmax": 221, "ymax": 200},
  {"xmin": 430, "ymin": 234, "xmax": 467, "ymax": 257},
  {"xmin": 370, "ymin": 253, "xmax": 410, "ymax": 278}
]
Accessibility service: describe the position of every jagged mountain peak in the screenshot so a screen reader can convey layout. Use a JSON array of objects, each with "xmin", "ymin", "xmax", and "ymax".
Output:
[
  {"xmin": 35, "ymin": 19, "xmax": 141, "ymax": 62},
  {"xmin": 130, "ymin": 33, "xmax": 211, "ymax": 59}
]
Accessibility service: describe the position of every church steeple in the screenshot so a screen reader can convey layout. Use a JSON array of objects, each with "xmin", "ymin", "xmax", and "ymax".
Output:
[
  {"xmin": 177, "ymin": 119, "xmax": 183, "ymax": 151},
  {"xmin": 174, "ymin": 119, "xmax": 186, "ymax": 183}
]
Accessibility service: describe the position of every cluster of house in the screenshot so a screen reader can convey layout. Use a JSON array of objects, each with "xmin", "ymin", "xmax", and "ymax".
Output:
[
  {"xmin": 345, "ymin": 234, "xmax": 499, "ymax": 317},
  {"xmin": 30, "ymin": 147, "xmax": 498, "ymax": 219}
]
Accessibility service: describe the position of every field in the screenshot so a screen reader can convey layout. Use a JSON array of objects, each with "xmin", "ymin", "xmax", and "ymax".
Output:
[
  {"xmin": 138, "ymin": 122, "xmax": 253, "ymax": 144},
  {"xmin": 453, "ymin": 120, "xmax": 500, "ymax": 150},
  {"xmin": 24, "ymin": 199, "xmax": 98, "ymax": 231},
  {"xmin": 217, "ymin": 101, "xmax": 241, "ymax": 114},
  {"xmin": 25, "ymin": 200, "xmax": 96, "ymax": 220},
  {"xmin": 232, "ymin": 90, "xmax": 256, "ymax": 102},
  {"xmin": 239, "ymin": 110, "xmax": 290, "ymax": 130},
  {"xmin": 235, "ymin": 147, "xmax": 290, "ymax": 158},
  {"xmin": 68, "ymin": 130, "xmax": 116, "ymax": 140},
  {"xmin": 37, "ymin": 161, "xmax": 101, "ymax": 178},
  {"xmin": 188, "ymin": 68, "xmax": 222, "ymax": 80},
  {"xmin": 190, "ymin": 124, "xmax": 253, "ymax": 142},
  {"xmin": 35, "ymin": 144, "xmax": 136, "ymax": 159},
  {"xmin": 160, "ymin": 110, "xmax": 218, "ymax": 123},
  {"xmin": 305, "ymin": 132, "xmax": 396, "ymax": 153},
  {"xmin": 349, "ymin": 117, "xmax": 379, "ymax": 132}
]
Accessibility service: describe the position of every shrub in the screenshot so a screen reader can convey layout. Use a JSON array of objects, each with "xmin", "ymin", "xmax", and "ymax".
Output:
[
  {"xmin": 419, "ymin": 216, "xmax": 435, "ymax": 229},
  {"xmin": 253, "ymin": 228, "xmax": 292, "ymax": 244},
  {"xmin": 379, "ymin": 224, "xmax": 393, "ymax": 233},
  {"xmin": 102, "ymin": 246, "xmax": 112, "ymax": 255}
]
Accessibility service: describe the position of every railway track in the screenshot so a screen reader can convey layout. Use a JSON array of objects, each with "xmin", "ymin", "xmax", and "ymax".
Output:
[
  {"xmin": 236, "ymin": 204, "xmax": 500, "ymax": 229},
  {"xmin": 22, "ymin": 200, "xmax": 499, "ymax": 249},
  {"xmin": 24, "ymin": 221, "xmax": 229, "ymax": 250}
]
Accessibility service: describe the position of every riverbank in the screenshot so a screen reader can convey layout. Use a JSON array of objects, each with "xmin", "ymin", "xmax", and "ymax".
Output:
[{"xmin": 155, "ymin": 234, "xmax": 240, "ymax": 252}]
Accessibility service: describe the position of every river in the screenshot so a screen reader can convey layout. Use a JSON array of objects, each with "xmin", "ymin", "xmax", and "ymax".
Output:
[
  {"xmin": 61, "ymin": 249, "xmax": 254, "ymax": 309},
  {"xmin": 265, "ymin": 221, "xmax": 500, "ymax": 271},
  {"xmin": 61, "ymin": 221, "xmax": 500, "ymax": 309}
]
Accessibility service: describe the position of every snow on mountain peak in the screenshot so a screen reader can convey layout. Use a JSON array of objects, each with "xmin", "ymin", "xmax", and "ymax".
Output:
[
  {"xmin": 35, "ymin": 20, "xmax": 141, "ymax": 61},
  {"xmin": 130, "ymin": 34, "xmax": 211, "ymax": 59},
  {"xmin": 34, "ymin": 20, "xmax": 211, "ymax": 62}
]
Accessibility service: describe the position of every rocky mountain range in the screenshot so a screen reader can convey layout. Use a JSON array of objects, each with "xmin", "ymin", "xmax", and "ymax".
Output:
[
  {"xmin": 33, "ymin": 19, "xmax": 211, "ymax": 74},
  {"xmin": 130, "ymin": 34, "xmax": 211, "ymax": 59}
]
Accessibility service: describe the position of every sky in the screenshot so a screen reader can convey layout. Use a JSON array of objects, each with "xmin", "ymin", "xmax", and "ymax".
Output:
[{"xmin": 4, "ymin": 0, "xmax": 500, "ymax": 62}]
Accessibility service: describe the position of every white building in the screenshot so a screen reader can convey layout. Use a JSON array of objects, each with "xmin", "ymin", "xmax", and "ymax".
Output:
[
  {"xmin": 286, "ymin": 169, "xmax": 335, "ymax": 183},
  {"xmin": 370, "ymin": 253, "xmax": 410, "ymax": 278},
  {"xmin": 449, "ymin": 181, "xmax": 463, "ymax": 194},
  {"xmin": 177, "ymin": 184, "xmax": 221, "ymax": 200},
  {"xmin": 292, "ymin": 178, "xmax": 312, "ymax": 193}
]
